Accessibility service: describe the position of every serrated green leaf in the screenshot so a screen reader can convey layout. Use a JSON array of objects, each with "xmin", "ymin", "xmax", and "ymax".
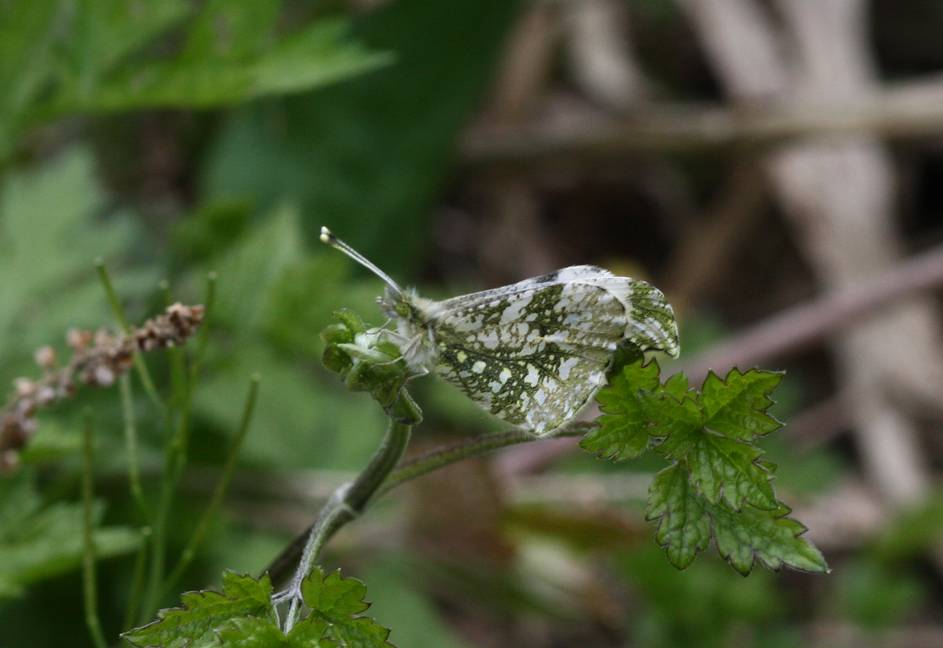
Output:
[
  {"xmin": 302, "ymin": 569, "xmax": 370, "ymax": 618},
  {"xmin": 216, "ymin": 616, "xmax": 330, "ymax": 647},
  {"xmin": 0, "ymin": 472, "xmax": 139, "ymax": 598},
  {"xmin": 582, "ymin": 361, "xmax": 661, "ymax": 460},
  {"xmin": 68, "ymin": 18, "xmax": 389, "ymax": 113},
  {"xmin": 182, "ymin": 0, "xmax": 280, "ymax": 61},
  {"xmin": 301, "ymin": 568, "xmax": 392, "ymax": 647},
  {"xmin": 203, "ymin": 0, "xmax": 522, "ymax": 274},
  {"xmin": 647, "ymin": 467, "xmax": 827, "ymax": 575},
  {"xmin": 589, "ymin": 360, "xmax": 825, "ymax": 576},
  {"xmin": 707, "ymin": 502, "xmax": 828, "ymax": 575},
  {"xmin": 327, "ymin": 618, "xmax": 394, "ymax": 647},
  {"xmin": 660, "ymin": 428, "xmax": 777, "ymax": 511},
  {"xmin": 55, "ymin": 0, "xmax": 190, "ymax": 95},
  {"xmin": 646, "ymin": 465, "xmax": 711, "ymax": 569},
  {"xmin": 0, "ymin": 0, "xmax": 61, "ymax": 156},
  {"xmin": 123, "ymin": 572, "xmax": 275, "ymax": 648},
  {"xmin": 701, "ymin": 368, "xmax": 784, "ymax": 440},
  {"xmin": 661, "ymin": 372, "xmax": 692, "ymax": 400}
]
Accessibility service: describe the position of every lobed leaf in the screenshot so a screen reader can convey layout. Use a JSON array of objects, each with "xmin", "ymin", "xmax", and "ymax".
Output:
[
  {"xmin": 659, "ymin": 426, "xmax": 777, "ymax": 511},
  {"xmin": 301, "ymin": 568, "xmax": 392, "ymax": 647},
  {"xmin": 646, "ymin": 465, "xmax": 711, "ymax": 570},
  {"xmin": 708, "ymin": 502, "xmax": 829, "ymax": 576},
  {"xmin": 581, "ymin": 361, "xmax": 661, "ymax": 460},
  {"xmin": 586, "ymin": 359, "xmax": 827, "ymax": 576},
  {"xmin": 216, "ymin": 616, "xmax": 330, "ymax": 647},
  {"xmin": 123, "ymin": 572, "xmax": 275, "ymax": 647},
  {"xmin": 701, "ymin": 369, "xmax": 784, "ymax": 441}
]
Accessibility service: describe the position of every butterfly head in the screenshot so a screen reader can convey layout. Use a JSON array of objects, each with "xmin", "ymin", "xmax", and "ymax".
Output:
[{"xmin": 321, "ymin": 226, "xmax": 420, "ymax": 321}]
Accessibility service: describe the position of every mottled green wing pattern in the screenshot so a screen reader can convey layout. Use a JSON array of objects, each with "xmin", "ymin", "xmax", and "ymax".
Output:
[{"xmin": 426, "ymin": 266, "xmax": 678, "ymax": 436}]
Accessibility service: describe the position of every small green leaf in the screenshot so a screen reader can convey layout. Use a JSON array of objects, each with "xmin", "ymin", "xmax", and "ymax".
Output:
[
  {"xmin": 687, "ymin": 434, "xmax": 777, "ymax": 510},
  {"xmin": 584, "ymin": 358, "xmax": 825, "ymax": 576},
  {"xmin": 333, "ymin": 309, "xmax": 368, "ymax": 336},
  {"xmin": 659, "ymin": 428, "xmax": 777, "ymax": 511},
  {"xmin": 301, "ymin": 567, "xmax": 392, "ymax": 647},
  {"xmin": 708, "ymin": 502, "xmax": 829, "ymax": 576},
  {"xmin": 216, "ymin": 616, "xmax": 330, "ymax": 647},
  {"xmin": 701, "ymin": 369, "xmax": 784, "ymax": 440},
  {"xmin": 302, "ymin": 568, "xmax": 370, "ymax": 618},
  {"xmin": 123, "ymin": 572, "xmax": 275, "ymax": 647},
  {"xmin": 581, "ymin": 360, "xmax": 661, "ymax": 460},
  {"xmin": 646, "ymin": 465, "xmax": 711, "ymax": 569}
]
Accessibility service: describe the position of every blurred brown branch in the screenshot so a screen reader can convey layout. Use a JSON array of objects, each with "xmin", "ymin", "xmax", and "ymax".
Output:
[
  {"xmin": 682, "ymin": 0, "xmax": 943, "ymax": 507},
  {"xmin": 679, "ymin": 243, "xmax": 943, "ymax": 383},
  {"xmin": 462, "ymin": 76, "xmax": 943, "ymax": 165}
]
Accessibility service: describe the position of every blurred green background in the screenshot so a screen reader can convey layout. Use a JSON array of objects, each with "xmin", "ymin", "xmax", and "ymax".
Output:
[{"xmin": 2, "ymin": 1, "xmax": 943, "ymax": 646}]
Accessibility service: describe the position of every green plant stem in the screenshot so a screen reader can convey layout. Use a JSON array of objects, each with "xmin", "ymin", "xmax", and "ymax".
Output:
[
  {"xmin": 160, "ymin": 375, "xmax": 260, "ymax": 599},
  {"xmin": 123, "ymin": 527, "xmax": 151, "ymax": 632},
  {"xmin": 280, "ymin": 390, "xmax": 421, "ymax": 632},
  {"xmin": 120, "ymin": 374, "xmax": 147, "ymax": 517},
  {"xmin": 94, "ymin": 258, "xmax": 162, "ymax": 410},
  {"xmin": 141, "ymin": 423, "xmax": 173, "ymax": 623},
  {"xmin": 377, "ymin": 421, "xmax": 593, "ymax": 498},
  {"xmin": 140, "ymin": 280, "xmax": 200, "ymax": 622},
  {"xmin": 81, "ymin": 410, "xmax": 107, "ymax": 648},
  {"xmin": 265, "ymin": 420, "xmax": 596, "ymax": 587},
  {"xmin": 141, "ymin": 356, "xmax": 194, "ymax": 620},
  {"xmin": 190, "ymin": 272, "xmax": 217, "ymax": 380}
]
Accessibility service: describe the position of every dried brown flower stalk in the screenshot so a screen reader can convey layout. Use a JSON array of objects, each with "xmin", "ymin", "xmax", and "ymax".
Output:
[{"xmin": 0, "ymin": 303, "xmax": 204, "ymax": 472}]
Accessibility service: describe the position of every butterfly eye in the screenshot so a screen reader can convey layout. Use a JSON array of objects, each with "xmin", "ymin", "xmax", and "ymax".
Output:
[{"xmin": 394, "ymin": 302, "xmax": 410, "ymax": 318}]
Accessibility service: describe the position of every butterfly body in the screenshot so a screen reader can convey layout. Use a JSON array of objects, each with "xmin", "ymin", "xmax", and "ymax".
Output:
[{"xmin": 376, "ymin": 263, "xmax": 679, "ymax": 436}]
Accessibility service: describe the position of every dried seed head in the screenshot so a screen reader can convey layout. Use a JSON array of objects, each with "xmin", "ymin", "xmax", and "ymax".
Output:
[
  {"xmin": 34, "ymin": 346, "xmax": 57, "ymax": 370},
  {"xmin": 133, "ymin": 303, "xmax": 205, "ymax": 351},
  {"xmin": 1, "ymin": 449, "xmax": 19, "ymax": 473},
  {"xmin": 2, "ymin": 302, "xmax": 204, "ymax": 472},
  {"xmin": 94, "ymin": 366, "xmax": 115, "ymax": 387},
  {"xmin": 67, "ymin": 328, "xmax": 93, "ymax": 351},
  {"xmin": 35, "ymin": 386, "xmax": 56, "ymax": 405},
  {"xmin": 14, "ymin": 378, "xmax": 35, "ymax": 397},
  {"xmin": 94, "ymin": 328, "xmax": 113, "ymax": 347}
]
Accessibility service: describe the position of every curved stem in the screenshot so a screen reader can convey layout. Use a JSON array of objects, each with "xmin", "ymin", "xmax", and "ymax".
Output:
[
  {"xmin": 81, "ymin": 410, "xmax": 107, "ymax": 648},
  {"xmin": 280, "ymin": 390, "xmax": 419, "ymax": 632},
  {"xmin": 377, "ymin": 421, "xmax": 593, "ymax": 498},
  {"xmin": 266, "ymin": 420, "xmax": 595, "ymax": 587}
]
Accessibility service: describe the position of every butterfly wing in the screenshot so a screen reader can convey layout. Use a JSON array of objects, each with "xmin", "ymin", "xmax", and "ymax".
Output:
[{"xmin": 425, "ymin": 266, "xmax": 678, "ymax": 436}]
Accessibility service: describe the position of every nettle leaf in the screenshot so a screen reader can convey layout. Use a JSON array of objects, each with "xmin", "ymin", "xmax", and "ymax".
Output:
[
  {"xmin": 301, "ymin": 567, "xmax": 392, "ymax": 647},
  {"xmin": 123, "ymin": 572, "xmax": 275, "ymax": 647},
  {"xmin": 585, "ymin": 360, "xmax": 827, "ymax": 575},
  {"xmin": 701, "ymin": 368, "xmax": 784, "ymax": 440},
  {"xmin": 589, "ymin": 362, "xmax": 776, "ymax": 510},
  {"xmin": 647, "ymin": 467, "xmax": 827, "ymax": 575},
  {"xmin": 708, "ymin": 502, "xmax": 829, "ymax": 576},
  {"xmin": 659, "ymin": 425, "xmax": 776, "ymax": 511},
  {"xmin": 646, "ymin": 465, "xmax": 710, "ymax": 570},
  {"xmin": 216, "ymin": 616, "xmax": 330, "ymax": 647},
  {"xmin": 581, "ymin": 360, "xmax": 660, "ymax": 460}
]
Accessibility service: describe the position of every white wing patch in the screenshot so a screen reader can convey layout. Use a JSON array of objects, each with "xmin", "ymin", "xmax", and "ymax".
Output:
[{"xmin": 417, "ymin": 265, "xmax": 679, "ymax": 436}]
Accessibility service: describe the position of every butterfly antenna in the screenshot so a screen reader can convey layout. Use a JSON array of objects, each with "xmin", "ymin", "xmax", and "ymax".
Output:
[{"xmin": 320, "ymin": 226, "xmax": 403, "ymax": 295}]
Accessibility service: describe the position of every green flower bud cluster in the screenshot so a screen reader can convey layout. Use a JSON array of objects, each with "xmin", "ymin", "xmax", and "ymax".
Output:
[{"xmin": 321, "ymin": 309, "xmax": 413, "ymax": 410}]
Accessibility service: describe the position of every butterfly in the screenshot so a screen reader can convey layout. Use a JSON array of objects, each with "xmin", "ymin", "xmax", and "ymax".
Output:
[{"xmin": 321, "ymin": 227, "xmax": 679, "ymax": 436}]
